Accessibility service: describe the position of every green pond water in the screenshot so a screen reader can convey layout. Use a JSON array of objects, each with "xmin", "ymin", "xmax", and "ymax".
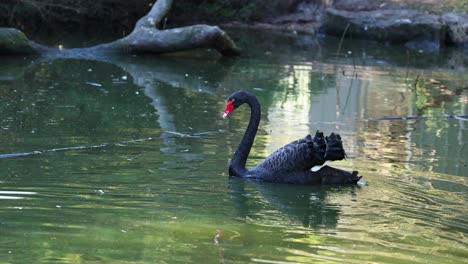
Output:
[{"xmin": 0, "ymin": 30, "xmax": 467, "ymax": 263}]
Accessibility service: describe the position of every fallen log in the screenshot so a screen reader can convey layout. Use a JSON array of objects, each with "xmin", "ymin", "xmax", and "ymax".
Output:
[{"xmin": 0, "ymin": 0, "xmax": 240, "ymax": 57}]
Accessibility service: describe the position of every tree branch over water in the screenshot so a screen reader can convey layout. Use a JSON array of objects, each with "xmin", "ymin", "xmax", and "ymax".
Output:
[
  {"xmin": 0, "ymin": 0, "xmax": 241, "ymax": 57},
  {"xmin": 135, "ymin": 0, "xmax": 173, "ymax": 29}
]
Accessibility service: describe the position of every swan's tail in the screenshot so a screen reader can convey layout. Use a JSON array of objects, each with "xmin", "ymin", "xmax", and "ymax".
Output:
[
  {"xmin": 310, "ymin": 131, "xmax": 326, "ymax": 164},
  {"xmin": 310, "ymin": 131, "xmax": 346, "ymax": 172},
  {"xmin": 311, "ymin": 131, "xmax": 346, "ymax": 162},
  {"xmin": 324, "ymin": 132, "xmax": 346, "ymax": 161}
]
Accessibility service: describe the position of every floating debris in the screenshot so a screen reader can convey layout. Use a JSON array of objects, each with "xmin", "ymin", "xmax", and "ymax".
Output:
[
  {"xmin": 165, "ymin": 130, "xmax": 223, "ymax": 138},
  {"xmin": 126, "ymin": 155, "xmax": 141, "ymax": 161},
  {"xmin": 214, "ymin": 230, "xmax": 224, "ymax": 245},
  {"xmin": 0, "ymin": 137, "xmax": 153, "ymax": 160},
  {"xmin": 369, "ymin": 114, "xmax": 468, "ymax": 121},
  {"xmin": 165, "ymin": 131, "xmax": 200, "ymax": 138},
  {"xmin": 369, "ymin": 116, "xmax": 427, "ymax": 121}
]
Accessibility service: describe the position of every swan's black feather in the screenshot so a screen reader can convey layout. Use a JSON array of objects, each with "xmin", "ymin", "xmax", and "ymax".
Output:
[{"xmin": 226, "ymin": 90, "xmax": 361, "ymax": 185}]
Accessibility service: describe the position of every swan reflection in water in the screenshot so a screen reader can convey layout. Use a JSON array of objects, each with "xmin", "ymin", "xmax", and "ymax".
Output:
[{"xmin": 228, "ymin": 177, "xmax": 360, "ymax": 228}]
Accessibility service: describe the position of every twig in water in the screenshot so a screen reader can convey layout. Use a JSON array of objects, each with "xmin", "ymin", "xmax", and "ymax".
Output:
[
  {"xmin": 413, "ymin": 73, "xmax": 420, "ymax": 89},
  {"xmin": 405, "ymin": 50, "xmax": 410, "ymax": 80},
  {"xmin": 336, "ymin": 23, "xmax": 350, "ymax": 59}
]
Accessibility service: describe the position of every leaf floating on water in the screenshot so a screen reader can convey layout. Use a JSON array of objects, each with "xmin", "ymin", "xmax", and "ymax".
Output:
[{"xmin": 214, "ymin": 229, "xmax": 224, "ymax": 245}]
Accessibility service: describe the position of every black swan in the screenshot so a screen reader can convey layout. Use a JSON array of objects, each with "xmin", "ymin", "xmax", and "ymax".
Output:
[{"xmin": 223, "ymin": 90, "xmax": 361, "ymax": 185}]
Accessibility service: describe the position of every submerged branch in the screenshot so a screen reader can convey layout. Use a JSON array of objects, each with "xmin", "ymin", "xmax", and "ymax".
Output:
[
  {"xmin": 368, "ymin": 114, "xmax": 468, "ymax": 121},
  {"xmin": 0, "ymin": 129, "xmax": 224, "ymax": 159}
]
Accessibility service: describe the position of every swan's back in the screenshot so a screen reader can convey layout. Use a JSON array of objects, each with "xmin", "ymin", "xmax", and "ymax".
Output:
[{"xmin": 249, "ymin": 131, "xmax": 347, "ymax": 183}]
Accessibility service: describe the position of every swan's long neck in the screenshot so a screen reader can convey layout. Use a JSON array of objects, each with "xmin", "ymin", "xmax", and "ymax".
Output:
[{"xmin": 230, "ymin": 95, "xmax": 261, "ymax": 176}]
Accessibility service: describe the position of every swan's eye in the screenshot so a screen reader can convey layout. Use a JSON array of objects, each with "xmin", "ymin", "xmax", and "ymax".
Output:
[{"xmin": 223, "ymin": 100, "xmax": 235, "ymax": 119}]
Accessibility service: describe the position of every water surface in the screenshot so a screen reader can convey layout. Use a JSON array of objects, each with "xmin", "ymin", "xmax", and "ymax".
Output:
[{"xmin": 0, "ymin": 30, "xmax": 467, "ymax": 263}]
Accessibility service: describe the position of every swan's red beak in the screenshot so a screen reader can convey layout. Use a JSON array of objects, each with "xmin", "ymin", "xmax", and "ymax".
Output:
[{"xmin": 223, "ymin": 100, "xmax": 234, "ymax": 119}]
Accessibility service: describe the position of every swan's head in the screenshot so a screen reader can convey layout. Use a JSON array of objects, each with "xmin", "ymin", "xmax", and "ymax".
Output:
[{"xmin": 223, "ymin": 90, "xmax": 251, "ymax": 119}]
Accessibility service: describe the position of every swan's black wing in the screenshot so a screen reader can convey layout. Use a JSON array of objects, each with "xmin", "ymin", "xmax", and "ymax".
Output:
[{"xmin": 251, "ymin": 131, "xmax": 346, "ymax": 175}]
